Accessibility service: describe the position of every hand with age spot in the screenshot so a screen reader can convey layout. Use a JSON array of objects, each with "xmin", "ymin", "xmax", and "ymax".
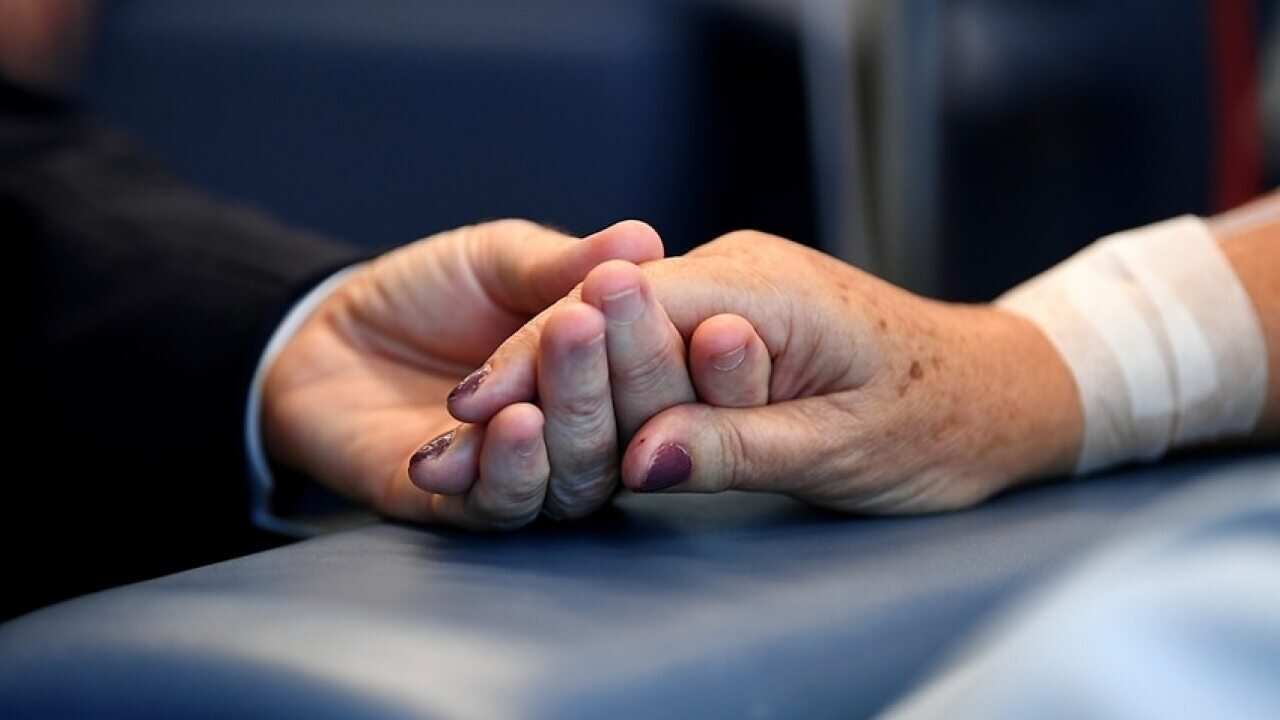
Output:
[{"xmin": 448, "ymin": 230, "xmax": 1085, "ymax": 514}]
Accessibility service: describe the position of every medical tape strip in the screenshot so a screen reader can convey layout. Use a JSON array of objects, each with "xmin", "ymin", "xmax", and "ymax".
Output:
[{"xmin": 995, "ymin": 216, "xmax": 1267, "ymax": 474}]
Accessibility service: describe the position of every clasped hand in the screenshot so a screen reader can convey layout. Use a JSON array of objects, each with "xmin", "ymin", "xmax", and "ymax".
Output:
[{"xmin": 265, "ymin": 220, "xmax": 1080, "ymax": 529}]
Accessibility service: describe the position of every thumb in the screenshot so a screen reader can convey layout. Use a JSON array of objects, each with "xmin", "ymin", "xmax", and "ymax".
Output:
[
  {"xmin": 619, "ymin": 398, "xmax": 849, "ymax": 496},
  {"xmin": 473, "ymin": 219, "xmax": 664, "ymax": 316}
]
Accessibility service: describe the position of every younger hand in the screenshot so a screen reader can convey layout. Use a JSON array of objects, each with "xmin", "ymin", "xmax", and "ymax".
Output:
[{"xmin": 262, "ymin": 220, "xmax": 665, "ymax": 528}]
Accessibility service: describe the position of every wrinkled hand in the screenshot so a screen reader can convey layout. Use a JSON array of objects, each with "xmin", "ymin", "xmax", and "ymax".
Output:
[
  {"xmin": 411, "ymin": 248, "xmax": 774, "ymax": 521},
  {"xmin": 453, "ymin": 231, "xmax": 1084, "ymax": 513},
  {"xmin": 262, "ymin": 219, "xmax": 667, "ymax": 528}
]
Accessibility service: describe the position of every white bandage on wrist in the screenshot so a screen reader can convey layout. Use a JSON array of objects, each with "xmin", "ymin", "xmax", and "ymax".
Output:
[{"xmin": 996, "ymin": 215, "xmax": 1268, "ymax": 474}]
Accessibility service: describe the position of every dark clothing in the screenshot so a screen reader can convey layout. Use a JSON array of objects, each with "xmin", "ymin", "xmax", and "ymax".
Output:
[{"xmin": 5, "ymin": 75, "xmax": 361, "ymax": 618}]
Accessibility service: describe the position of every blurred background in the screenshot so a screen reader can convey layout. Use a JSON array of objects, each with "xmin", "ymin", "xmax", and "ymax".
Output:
[
  {"xmin": 44, "ymin": 0, "xmax": 1280, "ymax": 299},
  {"xmin": 2, "ymin": 0, "xmax": 1277, "ymax": 622}
]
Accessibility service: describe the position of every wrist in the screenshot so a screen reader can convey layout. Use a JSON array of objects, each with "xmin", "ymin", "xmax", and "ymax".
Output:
[
  {"xmin": 867, "ymin": 298, "xmax": 1081, "ymax": 509},
  {"xmin": 251, "ymin": 264, "xmax": 366, "ymax": 488},
  {"xmin": 957, "ymin": 304, "xmax": 1083, "ymax": 492}
]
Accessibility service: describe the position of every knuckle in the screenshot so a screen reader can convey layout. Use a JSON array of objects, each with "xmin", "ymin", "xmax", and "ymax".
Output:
[
  {"xmin": 464, "ymin": 219, "xmax": 545, "ymax": 265},
  {"xmin": 715, "ymin": 417, "xmax": 750, "ymax": 492},
  {"xmin": 545, "ymin": 466, "xmax": 616, "ymax": 519},
  {"xmin": 549, "ymin": 393, "xmax": 612, "ymax": 429},
  {"xmin": 490, "ymin": 477, "xmax": 547, "ymax": 513},
  {"xmin": 468, "ymin": 479, "xmax": 545, "ymax": 529},
  {"xmin": 476, "ymin": 218, "xmax": 541, "ymax": 239},
  {"xmin": 718, "ymin": 229, "xmax": 763, "ymax": 245},
  {"xmin": 707, "ymin": 229, "xmax": 772, "ymax": 251},
  {"xmin": 611, "ymin": 344, "xmax": 678, "ymax": 395}
]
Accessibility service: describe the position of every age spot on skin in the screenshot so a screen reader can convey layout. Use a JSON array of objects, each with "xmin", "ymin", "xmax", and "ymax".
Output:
[
  {"xmin": 878, "ymin": 319, "xmax": 888, "ymax": 331},
  {"xmin": 897, "ymin": 360, "xmax": 924, "ymax": 398}
]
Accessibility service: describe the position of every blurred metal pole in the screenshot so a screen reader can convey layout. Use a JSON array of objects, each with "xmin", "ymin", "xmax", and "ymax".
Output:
[
  {"xmin": 879, "ymin": 0, "xmax": 942, "ymax": 297},
  {"xmin": 800, "ymin": 0, "xmax": 876, "ymax": 270}
]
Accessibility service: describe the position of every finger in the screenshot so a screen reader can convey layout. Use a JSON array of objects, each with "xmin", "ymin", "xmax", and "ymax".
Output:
[
  {"xmin": 619, "ymin": 399, "xmax": 845, "ymax": 496},
  {"xmin": 516, "ymin": 220, "xmax": 664, "ymax": 312},
  {"xmin": 470, "ymin": 218, "xmax": 665, "ymax": 314},
  {"xmin": 468, "ymin": 403, "xmax": 549, "ymax": 526},
  {"xmin": 538, "ymin": 301, "xmax": 619, "ymax": 519},
  {"xmin": 447, "ymin": 220, "xmax": 664, "ymax": 422},
  {"xmin": 688, "ymin": 313, "xmax": 772, "ymax": 407},
  {"xmin": 580, "ymin": 260, "xmax": 695, "ymax": 440},
  {"xmin": 405, "ymin": 422, "xmax": 484, "ymax": 496},
  {"xmin": 450, "ymin": 249, "xmax": 801, "ymax": 425},
  {"xmin": 425, "ymin": 403, "xmax": 550, "ymax": 530},
  {"xmin": 373, "ymin": 421, "xmax": 484, "ymax": 525}
]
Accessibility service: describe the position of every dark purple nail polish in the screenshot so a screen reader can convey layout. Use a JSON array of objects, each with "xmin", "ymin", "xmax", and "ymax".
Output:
[
  {"xmin": 639, "ymin": 443, "xmax": 692, "ymax": 492},
  {"xmin": 410, "ymin": 429, "xmax": 456, "ymax": 467},
  {"xmin": 448, "ymin": 365, "xmax": 490, "ymax": 402}
]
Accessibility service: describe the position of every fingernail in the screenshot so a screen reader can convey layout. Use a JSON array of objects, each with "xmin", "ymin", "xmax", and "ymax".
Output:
[
  {"xmin": 514, "ymin": 435, "xmax": 541, "ymax": 459},
  {"xmin": 409, "ymin": 428, "xmax": 456, "ymax": 467},
  {"xmin": 710, "ymin": 345, "xmax": 747, "ymax": 372},
  {"xmin": 569, "ymin": 332, "xmax": 606, "ymax": 361},
  {"xmin": 601, "ymin": 287, "xmax": 644, "ymax": 324},
  {"xmin": 639, "ymin": 443, "xmax": 692, "ymax": 491},
  {"xmin": 449, "ymin": 365, "xmax": 490, "ymax": 401}
]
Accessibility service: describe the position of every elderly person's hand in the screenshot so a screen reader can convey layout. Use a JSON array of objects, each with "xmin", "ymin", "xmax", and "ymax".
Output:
[
  {"xmin": 451, "ymin": 230, "xmax": 1083, "ymax": 513},
  {"xmin": 409, "ymin": 240, "xmax": 775, "ymax": 522}
]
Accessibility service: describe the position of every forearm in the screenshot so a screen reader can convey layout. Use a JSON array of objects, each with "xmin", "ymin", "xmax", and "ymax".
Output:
[
  {"xmin": 1212, "ymin": 191, "xmax": 1280, "ymax": 438},
  {"xmin": 992, "ymin": 195, "xmax": 1279, "ymax": 493}
]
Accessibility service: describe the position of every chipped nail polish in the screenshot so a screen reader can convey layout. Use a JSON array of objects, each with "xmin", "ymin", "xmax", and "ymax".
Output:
[
  {"xmin": 410, "ymin": 428, "xmax": 456, "ymax": 467},
  {"xmin": 448, "ymin": 365, "xmax": 490, "ymax": 401},
  {"xmin": 639, "ymin": 443, "xmax": 692, "ymax": 491}
]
